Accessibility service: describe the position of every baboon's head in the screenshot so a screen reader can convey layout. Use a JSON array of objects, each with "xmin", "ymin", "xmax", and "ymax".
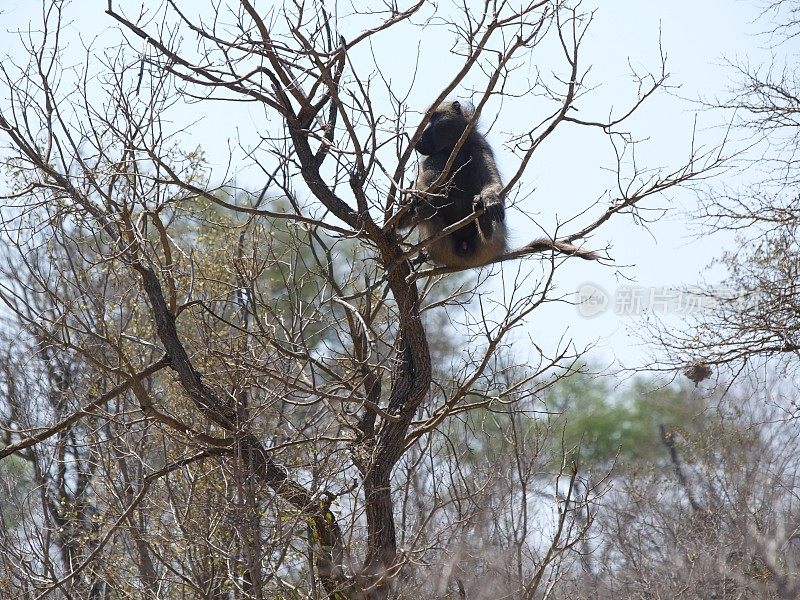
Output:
[{"xmin": 415, "ymin": 100, "xmax": 473, "ymax": 156}]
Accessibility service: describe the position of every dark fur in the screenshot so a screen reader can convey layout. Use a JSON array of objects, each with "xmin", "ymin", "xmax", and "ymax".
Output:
[
  {"xmin": 400, "ymin": 100, "xmax": 598, "ymax": 267},
  {"xmin": 400, "ymin": 100, "xmax": 507, "ymax": 268}
]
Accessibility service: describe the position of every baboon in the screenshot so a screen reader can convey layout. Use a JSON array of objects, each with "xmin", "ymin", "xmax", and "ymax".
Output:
[
  {"xmin": 401, "ymin": 100, "xmax": 506, "ymax": 268},
  {"xmin": 401, "ymin": 100, "xmax": 597, "ymax": 268}
]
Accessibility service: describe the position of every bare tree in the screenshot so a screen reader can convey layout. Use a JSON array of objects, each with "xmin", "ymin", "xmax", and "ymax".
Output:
[
  {"xmin": 567, "ymin": 382, "xmax": 800, "ymax": 600},
  {"xmin": 652, "ymin": 0, "xmax": 800, "ymax": 379},
  {"xmin": 0, "ymin": 1, "xmax": 722, "ymax": 598}
]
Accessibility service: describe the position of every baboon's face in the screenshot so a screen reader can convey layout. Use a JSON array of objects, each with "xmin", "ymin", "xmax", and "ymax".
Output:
[{"xmin": 415, "ymin": 101, "xmax": 467, "ymax": 156}]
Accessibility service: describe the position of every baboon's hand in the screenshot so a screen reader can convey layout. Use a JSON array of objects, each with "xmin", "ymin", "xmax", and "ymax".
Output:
[{"xmin": 474, "ymin": 193, "xmax": 505, "ymax": 222}]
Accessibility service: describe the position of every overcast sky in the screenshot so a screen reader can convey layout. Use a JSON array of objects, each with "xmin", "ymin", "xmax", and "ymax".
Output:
[{"xmin": 1, "ymin": 1, "xmax": 792, "ymax": 372}]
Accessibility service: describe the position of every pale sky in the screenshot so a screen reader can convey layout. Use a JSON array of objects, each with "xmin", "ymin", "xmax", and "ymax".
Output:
[{"xmin": 1, "ymin": 1, "xmax": 791, "ymax": 370}]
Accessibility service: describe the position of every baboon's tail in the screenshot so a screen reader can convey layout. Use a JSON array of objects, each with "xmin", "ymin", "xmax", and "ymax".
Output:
[{"xmin": 518, "ymin": 239, "xmax": 599, "ymax": 261}]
